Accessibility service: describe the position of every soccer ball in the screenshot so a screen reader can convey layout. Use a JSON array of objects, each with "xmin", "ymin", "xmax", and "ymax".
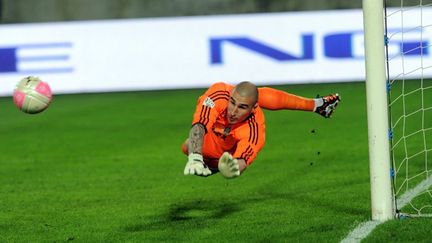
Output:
[{"xmin": 13, "ymin": 76, "xmax": 53, "ymax": 114}]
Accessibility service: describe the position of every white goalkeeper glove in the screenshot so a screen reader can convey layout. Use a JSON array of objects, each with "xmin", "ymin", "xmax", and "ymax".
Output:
[
  {"xmin": 184, "ymin": 153, "xmax": 212, "ymax": 177},
  {"xmin": 218, "ymin": 152, "xmax": 240, "ymax": 179}
]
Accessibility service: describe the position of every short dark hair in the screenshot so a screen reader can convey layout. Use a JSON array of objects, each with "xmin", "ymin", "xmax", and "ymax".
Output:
[{"xmin": 233, "ymin": 81, "xmax": 258, "ymax": 104}]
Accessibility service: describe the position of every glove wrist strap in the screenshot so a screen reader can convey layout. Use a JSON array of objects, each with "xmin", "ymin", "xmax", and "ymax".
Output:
[{"xmin": 188, "ymin": 153, "xmax": 203, "ymax": 162}]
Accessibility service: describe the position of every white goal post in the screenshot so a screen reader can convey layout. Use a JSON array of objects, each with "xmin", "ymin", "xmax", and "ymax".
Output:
[
  {"xmin": 362, "ymin": 0, "xmax": 395, "ymax": 221},
  {"xmin": 363, "ymin": 0, "xmax": 432, "ymax": 220}
]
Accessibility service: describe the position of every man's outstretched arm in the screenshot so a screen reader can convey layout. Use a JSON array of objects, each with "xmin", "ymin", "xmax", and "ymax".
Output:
[
  {"xmin": 237, "ymin": 159, "xmax": 247, "ymax": 173},
  {"xmin": 184, "ymin": 123, "xmax": 212, "ymax": 176},
  {"xmin": 187, "ymin": 123, "xmax": 205, "ymax": 154}
]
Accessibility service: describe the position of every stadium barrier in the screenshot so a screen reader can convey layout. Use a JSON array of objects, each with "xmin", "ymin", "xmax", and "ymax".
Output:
[{"xmin": 0, "ymin": 9, "xmax": 430, "ymax": 96}]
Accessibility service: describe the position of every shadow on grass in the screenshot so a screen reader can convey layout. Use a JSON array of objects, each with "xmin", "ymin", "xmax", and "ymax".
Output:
[
  {"xmin": 124, "ymin": 199, "xmax": 241, "ymax": 233},
  {"xmin": 124, "ymin": 177, "xmax": 369, "ymax": 237},
  {"xmin": 168, "ymin": 199, "xmax": 240, "ymax": 221}
]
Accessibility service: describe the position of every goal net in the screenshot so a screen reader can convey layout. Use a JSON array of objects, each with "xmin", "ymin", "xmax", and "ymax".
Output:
[{"xmin": 384, "ymin": 0, "xmax": 432, "ymax": 217}]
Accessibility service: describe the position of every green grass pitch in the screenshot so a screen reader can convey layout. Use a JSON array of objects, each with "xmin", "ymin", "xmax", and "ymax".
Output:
[{"xmin": 0, "ymin": 82, "xmax": 431, "ymax": 242}]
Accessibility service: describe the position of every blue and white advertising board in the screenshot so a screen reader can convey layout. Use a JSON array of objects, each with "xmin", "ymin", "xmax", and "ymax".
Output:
[{"xmin": 0, "ymin": 8, "xmax": 431, "ymax": 96}]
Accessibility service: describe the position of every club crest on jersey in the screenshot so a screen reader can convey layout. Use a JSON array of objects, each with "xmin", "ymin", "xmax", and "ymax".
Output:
[{"xmin": 203, "ymin": 97, "xmax": 215, "ymax": 108}]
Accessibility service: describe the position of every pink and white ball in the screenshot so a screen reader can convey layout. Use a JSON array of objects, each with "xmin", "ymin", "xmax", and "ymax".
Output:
[{"xmin": 13, "ymin": 76, "xmax": 52, "ymax": 114}]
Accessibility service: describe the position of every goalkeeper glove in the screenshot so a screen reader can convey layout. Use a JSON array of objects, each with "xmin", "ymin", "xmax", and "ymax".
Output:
[
  {"xmin": 184, "ymin": 153, "xmax": 212, "ymax": 177},
  {"xmin": 218, "ymin": 152, "xmax": 240, "ymax": 179}
]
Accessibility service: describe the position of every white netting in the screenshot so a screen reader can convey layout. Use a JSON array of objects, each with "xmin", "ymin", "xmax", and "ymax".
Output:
[{"xmin": 385, "ymin": 1, "xmax": 432, "ymax": 216}]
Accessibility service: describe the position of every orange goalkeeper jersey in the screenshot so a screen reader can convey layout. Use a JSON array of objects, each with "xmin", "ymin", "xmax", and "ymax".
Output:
[{"xmin": 192, "ymin": 82, "xmax": 265, "ymax": 166}]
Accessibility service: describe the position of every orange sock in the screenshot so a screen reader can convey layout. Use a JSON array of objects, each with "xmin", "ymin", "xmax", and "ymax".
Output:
[{"xmin": 257, "ymin": 87, "xmax": 315, "ymax": 111}]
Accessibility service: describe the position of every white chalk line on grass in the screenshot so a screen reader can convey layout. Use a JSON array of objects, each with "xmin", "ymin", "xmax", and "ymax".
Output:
[{"xmin": 340, "ymin": 176, "xmax": 432, "ymax": 243}]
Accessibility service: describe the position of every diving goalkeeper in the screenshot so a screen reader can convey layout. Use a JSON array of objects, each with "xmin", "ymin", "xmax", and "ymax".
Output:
[{"xmin": 182, "ymin": 81, "xmax": 340, "ymax": 179}]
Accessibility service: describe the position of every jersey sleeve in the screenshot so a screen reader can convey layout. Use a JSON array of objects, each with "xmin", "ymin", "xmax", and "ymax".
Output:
[
  {"xmin": 192, "ymin": 82, "xmax": 231, "ymax": 132},
  {"xmin": 232, "ymin": 114, "xmax": 265, "ymax": 165}
]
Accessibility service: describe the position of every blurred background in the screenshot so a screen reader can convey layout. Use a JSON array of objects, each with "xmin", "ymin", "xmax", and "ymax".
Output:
[
  {"xmin": 0, "ymin": 0, "xmax": 408, "ymax": 24},
  {"xmin": 1, "ymin": 0, "xmax": 419, "ymax": 97},
  {"xmin": 0, "ymin": 0, "xmax": 355, "ymax": 23}
]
